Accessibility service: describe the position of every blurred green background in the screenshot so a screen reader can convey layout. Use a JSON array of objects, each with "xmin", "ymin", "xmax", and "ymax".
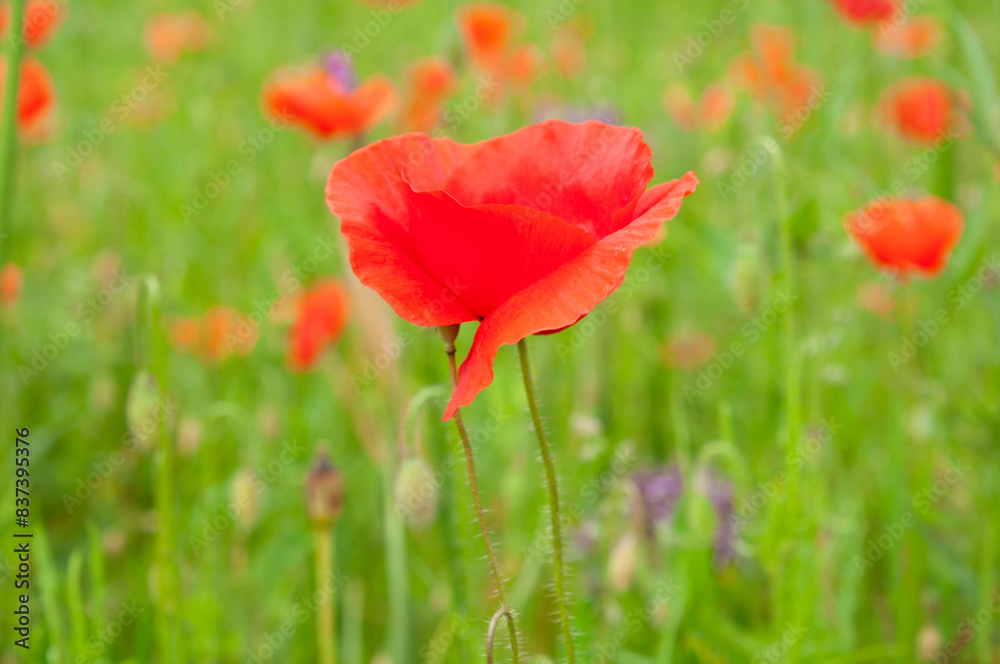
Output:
[{"xmin": 2, "ymin": 0, "xmax": 1000, "ymax": 662}]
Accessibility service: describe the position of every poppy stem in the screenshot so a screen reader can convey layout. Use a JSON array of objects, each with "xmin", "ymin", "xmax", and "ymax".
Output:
[
  {"xmin": 0, "ymin": 0, "xmax": 25, "ymax": 260},
  {"xmin": 440, "ymin": 331, "xmax": 520, "ymax": 662},
  {"xmin": 313, "ymin": 526, "xmax": 337, "ymax": 664},
  {"xmin": 486, "ymin": 605, "xmax": 522, "ymax": 664},
  {"xmin": 517, "ymin": 338, "xmax": 576, "ymax": 664}
]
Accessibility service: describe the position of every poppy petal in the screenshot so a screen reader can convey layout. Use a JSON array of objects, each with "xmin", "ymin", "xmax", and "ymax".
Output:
[{"xmin": 443, "ymin": 171, "xmax": 698, "ymax": 420}]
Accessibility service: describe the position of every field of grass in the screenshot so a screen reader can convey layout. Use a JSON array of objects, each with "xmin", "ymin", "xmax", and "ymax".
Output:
[{"xmin": 1, "ymin": 0, "xmax": 1000, "ymax": 662}]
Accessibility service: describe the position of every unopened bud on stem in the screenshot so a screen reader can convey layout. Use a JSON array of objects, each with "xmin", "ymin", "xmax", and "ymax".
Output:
[{"xmin": 305, "ymin": 447, "xmax": 343, "ymax": 527}]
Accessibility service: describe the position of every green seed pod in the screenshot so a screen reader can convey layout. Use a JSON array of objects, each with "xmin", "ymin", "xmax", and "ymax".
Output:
[
  {"xmin": 125, "ymin": 370, "xmax": 159, "ymax": 452},
  {"xmin": 394, "ymin": 457, "xmax": 439, "ymax": 530}
]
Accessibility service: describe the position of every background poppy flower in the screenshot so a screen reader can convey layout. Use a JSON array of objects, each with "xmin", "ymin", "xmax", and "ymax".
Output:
[
  {"xmin": 202, "ymin": 306, "xmax": 257, "ymax": 361},
  {"xmin": 878, "ymin": 77, "xmax": 956, "ymax": 145},
  {"xmin": 845, "ymin": 196, "xmax": 963, "ymax": 278},
  {"xmin": 1, "ymin": 262, "xmax": 22, "ymax": 308},
  {"xmin": 0, "ymin": 0, "xmax": 64, "ymax": 50},
  {"xmin": 326, "ymin": 120, "xmax": 697, "ymax": 418},
  {"xmin": 399, "ymin": 56, "xmax": 457, "ymax": 132},
  {"xmin": 729, "ymin": 25, "xmax": 822, "ymax": 131},
  {"xmin": 263, "ymin": 60, "xmax": 396, "ymax": 140},
  {"xmin": 287, "ymin": 279, "xmax": 351, "ymax": 372},
  {"xmin": 552, "ymin": 23, "xmax": 587, "ymax": 78},
  {"xmin": 664, "ymin": 83, "xmax": 733, "ymax": 132},
  {"xmin": 1, "ymin": 55, "xmax": 56, "ymax": 140},
  {"xmin": 456, "ymin": 2, "xmax": 518, "ymax": 73},
  {"xmin": 829, "ymin": 0, "xmax": 897, "ymax": 27},
  {"xmin": 144, "ymin": 10, "xmax": 210, "ymax": 63},
  {"xmin": 873, "ymin": 15, "xmax": 942, "ymax": 57}
]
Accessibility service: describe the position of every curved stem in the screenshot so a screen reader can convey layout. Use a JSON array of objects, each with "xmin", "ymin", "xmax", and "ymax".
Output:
[
  {"xmin": 517, "ymin": 339, "xmax": 575, "ymax": 664},
  {"xmin": 486, "ymin": 606, "xmax": 522, "ymax": 664},
  {"xmin": 443, "ymin": 344, "xmax": 509, "ymax": 607}
]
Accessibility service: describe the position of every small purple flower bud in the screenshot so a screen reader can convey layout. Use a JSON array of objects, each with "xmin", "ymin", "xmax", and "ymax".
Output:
[{"xmin": 632, "ymin": 466, "xmax": 684, "ymax": 532}]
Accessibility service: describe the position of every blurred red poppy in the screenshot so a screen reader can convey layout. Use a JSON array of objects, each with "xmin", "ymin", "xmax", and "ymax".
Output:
[
  {"xmin": 1, "ymin": 56, "xmax": 56, "ymax": 140},
  {"xmin": 399, "ymin": 56, "xmax": 457, "ymax": 132},
  {"xmin": 287, "ymin": 279, "xmax": 351, "ymax": 372},
  {"xmin": 829, "ymin": 0, "xmax": 897, "ymax": 27},
  {"xmin": 0, "ymin": 0, "xmax": 64, "ymax": 51},
  {"xmin": 662, "ymin": 332, "xmax": 716, "ymax": 371},
  {"xmin": 326, "ymin": 120, "xmax": 698, "ymax": 418},
  {"xmin": 505, "ymin": 43, "xmax": 545, "ymax": 91},
  {"xmin": 856, "ymin": 282, "xmax": 896, "ymax": 317},
  {"xmin": 664, "ymin": 83, "xmax": 733, "ymax": 132},
  {"xmin": 0, "ymin": 262, "xmax": 22, "ymax": 308},
  {"xmin": 169, "ymin": 317, "xmax": 201, "ymax": 352},
  {"xmin": 202, "ymin": 306, "xmax": 257, "ymax": 361},
  {"xmin": 552, "ymin": 23, "xmax": 588, "ymax": 78},
  {"xmin": 456, "ymin": 2, "xmax": 518, "ymax": 73},
  {"xmin": 845, "ymin": 196, "xmax": 963, "ymax": 278},
  {"xmin": 729, "ymin": 25, "xmax": 822, "ymax": 131},
  {"xmin": 873, "ymin": 15, "xmax": 942, "ymax": 57},
  {"xmin": 263, "ymin": 61, "xmax": 396, "ymax": 140},
  {"xmin": 144, "ymin": 10, "xmax": 210, "ymax": 63},
  {"xmin": 878, "ymin": 77, "xmax": 956, "ymax": 145}
]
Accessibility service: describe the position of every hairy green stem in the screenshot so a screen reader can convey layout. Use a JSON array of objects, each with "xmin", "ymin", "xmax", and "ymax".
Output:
[
  {"xmin": 517, "ymin": 339, "xmax": 575, "ymax": 664},
  {"xmin": 442, "ymin": 339, "xmax": 520, "ymax": 661},
  {"xmin": 486, "ymin": 606, "xmax": 522, "ymax": 664}
]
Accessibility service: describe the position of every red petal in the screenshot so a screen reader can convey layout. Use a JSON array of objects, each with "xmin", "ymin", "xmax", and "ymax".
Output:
[
  {"xmin": 439, "ymin": 120, "xmax": 654, "ymax": 238},
  {"xmin": 327, "ymin": 132, "xmax": 479, "ymax": 326},
  {"xmin": 443, "ymin": 171, "xmax": 699, "ymax": 420}
]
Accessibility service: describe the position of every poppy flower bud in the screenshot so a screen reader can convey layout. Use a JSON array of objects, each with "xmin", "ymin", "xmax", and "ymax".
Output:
[
  {"xmin": 437, "ymin": 324, "xmax": 461, "ymax": 350},
  {"xmin": 304, "ymin": 448, "xmax": 343, "ymax": 527},
  {"xmin": 394, "ymin": 457, "xmax": 439, "ymax": 529},
  {"xmin": 125, "ymin": 371, "xmax": 160, "ymax": 451}
]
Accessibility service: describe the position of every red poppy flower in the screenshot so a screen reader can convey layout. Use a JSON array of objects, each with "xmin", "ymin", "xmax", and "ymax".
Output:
[
  {"xmin": 0, "ymin": 0, "xmax": 64, "ymax": 51},
  {"xmin": 144, "ymin": 10, "xmax": 210, "ymax": 63},
  {"xmin": 169, "ymin": 317, "xmax": 201, "ymax": 352},
  {"xmin": 552, "ymin": 24, "xmax": 587, "ymax": 78},
  {"xmin": 873, "ymin": 15, "xmax": 942, "ymax": 57},
  {"xmin": 326, "ymin": 120, "xmax": 698, "ymax": 419},
  {"xmin": 878, "ymin": 77, "xmax": 956, "ymax": 145},
  {"xmin": 202, "ymin": 306, "xmax": 257, "ymax": 361},
  {"xmin": 263, "ymin": 62, "xmax": 396, "ymax": 140},
  {"xmin": 845, "ymin": 196, "xmax": 963, "ymax": 278},
  {"xmin": 399, "ymin": 56, "xmax": 457, "ymax": 133},
  {"xmin": 287, "ymin": 279, "xmax": 351, "ymax": 372},
  {"xmin": 829, "ymin": 0, "xmax": 897, "ymax": 27},
  {"xmin": 729, "ymin": 25, "xmax": 822, "ymax": 131},
  {"xmin": 456, "ymin": 2, "xmax": 518, "ymax": 73},
  {"xmin": 1, "ymin": 56, "xmax": 55, "ymax": 140},
  {"xmin": 1, "ymin": 262, "xmax": 22, "ymax": 308},
  {"xmin": 505, "ymin": 43, "xmax": 545, "ymax": 91},
  {"xmin": 664, "ymin": 83, "xmax": 733, "ymax": 132}
]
